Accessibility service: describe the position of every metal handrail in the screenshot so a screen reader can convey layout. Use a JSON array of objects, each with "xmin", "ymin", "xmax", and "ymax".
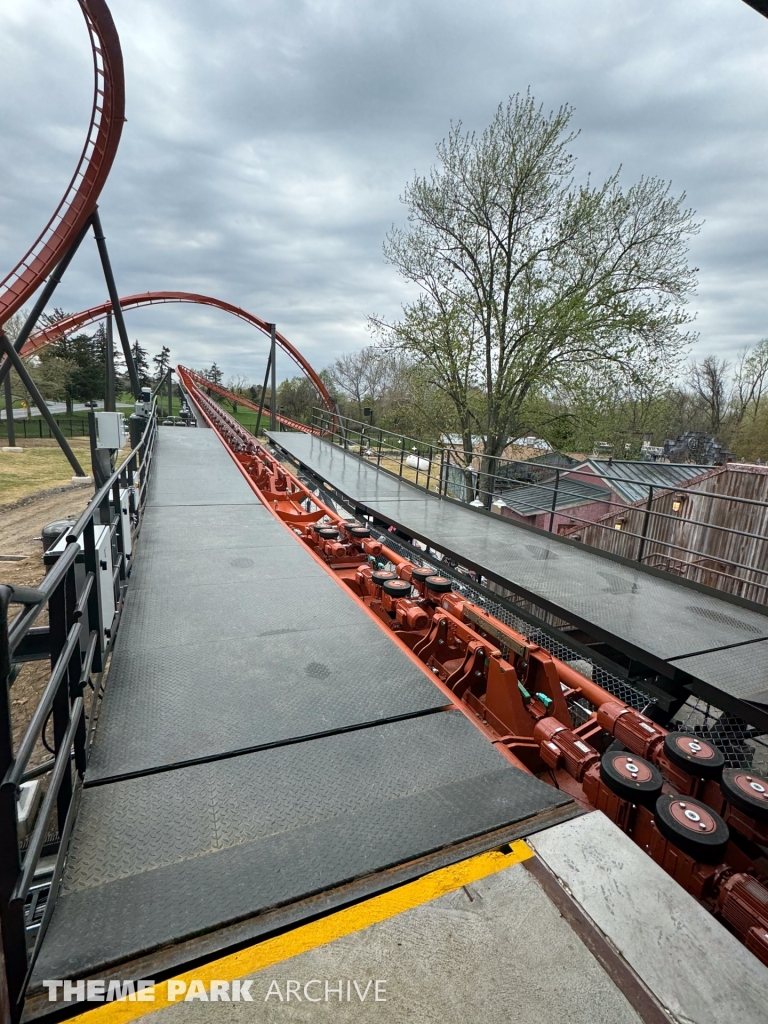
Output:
[
  {"xmin": 311, "ymin": 407, "xmax": 768, "ymax": 598},
  {"xmin": 7, "ymin": 407, "xmax": 157, "ymax": 651},
  {"xmin": 0, "ymin": 402, "xmax": 157, "ymax": 1013},
  {"xmin": 314, "ymin": 407, "xmax": 768, "ymax": 510}
]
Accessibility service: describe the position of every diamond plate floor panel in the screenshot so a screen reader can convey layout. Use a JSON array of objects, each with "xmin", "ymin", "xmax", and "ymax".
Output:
[
  {"xmin": 267, "ymin": 432, "xmax": 768, "ymax": 681},
  {"xmin": 669, "ymin": 640, "xmax": 768, "ymax": 706},
  {"xmin": 148, "ymin": 428, "xmax": 260, "ymax": 506},
  {"xmin": 90, "ymin": 431, "xmax": 451, "ymax": 782},
  {"xmin": 33, "ymin": 427, "xmax": 576, "ymax": 986},
  {"xmin": 34, "ymin": 712, "xmax": 571, "ymax": 982},
  {"xmin": 87, "ymin": 619, "xmax": 450, "ymax": 781}
]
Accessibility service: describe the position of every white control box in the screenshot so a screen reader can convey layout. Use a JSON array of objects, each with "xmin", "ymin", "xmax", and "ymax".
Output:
[
  {"xmin": 95, "ymin": 411, "xmax": 125, "ymax": 450},
  {"xmin": 46, "ymin": 524, "xmax": 116, "ymax": 650},
  {"xmin": 95, "ymin": 524, "xmax": 116, "ymax": 641}
]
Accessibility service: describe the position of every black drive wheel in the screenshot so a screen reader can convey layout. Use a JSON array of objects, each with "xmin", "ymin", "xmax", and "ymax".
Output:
[
  {"xmin": 382, "ymin": 578, "xmax": 412, "ymax": 598},
  {"xmin": 348, "ymin": 525, "xmax": 370, "ymax": 538},
  {"xmin": 411, "ymin": 566, "xmax": 437, "ymax": 582},
  {"xmin": 663, "ymin": 732, "xmax": 724, "ymax": 780},
  {"xmin": 720, "ymin": 769, "xmax": 768, "ymax": 824},
  {"xmin": 424, "ymin": 575, "xmax": 452, "ymax": 594},
  {"xmin": 654, "ymin": 794, "xmax": 729, "ymax": 863},
  {"xmin": 315, "ymin": 526, "xmax": 339, "ymax": 540},
  {"xmin": 371, "ymin": 570, "xmax": 398, "ymax": 587},
  {"xmin": 600, "ymin": 751, "xmax": 663, "ymax": 808}
]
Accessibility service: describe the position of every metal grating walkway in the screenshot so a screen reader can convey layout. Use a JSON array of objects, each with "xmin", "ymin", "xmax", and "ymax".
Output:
[
  {"xmin": 32, "ymin": 428, "xmax": 573, "ymax": 985},
  {"xmin": 266, "ymin": 431, "xmax": 768, "ymax": 727}
]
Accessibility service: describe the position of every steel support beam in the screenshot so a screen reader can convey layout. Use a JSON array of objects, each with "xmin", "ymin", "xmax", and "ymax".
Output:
[
  {"xmin": 105, "ymin": 315, "xmax": 116, "ymax": 412},
  {"xmin": 2, "ymin": 375, "xmax": 14, "ymax": 448},
  {"xmin": 256, "ymin": 349, "xmax": 272, "ymax": 436},
  {"xmin": 269, "ymin": 323, "xmax": 277, "ymax": 432},
  {"xmin": 0, "ymin": 216, "xmax": 92, "ymax": 390},
  {"xmin": 90, "ymin": 209, "xmax": 141, "ymax": 399},
  {"xmin": 0, "ymin": 332, "xmax": 85, "ymax": 477},
  {"xmin": 742, "ymin": 1, "xmax": 768, "ymax": 20}
]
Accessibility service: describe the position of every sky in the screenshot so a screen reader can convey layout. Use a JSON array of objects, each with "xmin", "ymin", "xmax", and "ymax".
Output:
[{"xmin": 1, "ymin": 0, "xmax": 767, "ymax": 385}]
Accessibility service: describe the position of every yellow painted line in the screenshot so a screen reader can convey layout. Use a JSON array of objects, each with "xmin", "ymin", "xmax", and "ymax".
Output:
[{"xmin": 66, "ymin": 840, "xmax": 533, "ymax": 1023}]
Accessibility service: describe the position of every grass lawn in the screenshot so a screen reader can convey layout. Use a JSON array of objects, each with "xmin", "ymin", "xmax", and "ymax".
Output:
[
  {"xmin": 1, "ymin": 439, "xmax": 92, "ymax": 503},
  {"xmin": 0, "ymin": 438, "xmax": 128, "ymax": 504}
]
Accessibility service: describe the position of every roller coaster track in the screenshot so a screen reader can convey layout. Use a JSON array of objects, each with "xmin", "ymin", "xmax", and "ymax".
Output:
[
  {"xmin": 178, "ymin": 366, "xmax": 768, "ymax": 973},
  {"xmin": 22, "ymin": 291, "xmax": 336, "ymax": 411},
  {"xmin": 179, "ymin": 365, "xmax": 318, "ymax": 432},
  {"xmin": 0, "ymin": 1, "xmax": 124, "ymax": 324},
  {"xmin": 2, "ymin": 5, "xmax": 768, "ymax": 1014}
]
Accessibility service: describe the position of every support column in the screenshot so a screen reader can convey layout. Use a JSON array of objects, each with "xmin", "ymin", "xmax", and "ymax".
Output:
[
  {"xmin": 91, "ymin": 209, "xmax": 141, "ymax": 398},
  {"xmin": 105, "ymin": 315, "xmax": 115, "ymax": 412},
  {"xmin": 270, "ymin": 323, "xmax": 277, "ymax": 431},
  {"xmin": 256, "ymin": 349, "xmax": 272, "ymax": 436},
  {"xmin": 2, "ymin": 375, "xmax": 15, "ymax": 448},
  {"xmin": 0, "ymin": 215, "xmax": 92, "ymax": 390},
  {"xmin": 168, "ymin": 367, "xmax": 173, "ymax": 419},
  {"xmin": 0, "ymin": 332, "xmax": 85, "ymax": 477}
]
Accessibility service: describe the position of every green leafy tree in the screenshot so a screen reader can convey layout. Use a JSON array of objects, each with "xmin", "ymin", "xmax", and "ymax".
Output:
[
  {"xmin": 374, "ymin": 92, "xmax": 700, "ymax": 491},
  {"xmin": 277, "ymin": 375, "xmax": 317, "ymax": 423}
]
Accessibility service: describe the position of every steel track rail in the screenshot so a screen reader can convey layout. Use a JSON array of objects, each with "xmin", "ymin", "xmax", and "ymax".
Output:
[
  {"xmin": 20, "ymin": 292, "xmax": 336, "ymax": 412},
  {"xmin": 0, "ymin": 1, "xmax": 125, "ymax": 323}
]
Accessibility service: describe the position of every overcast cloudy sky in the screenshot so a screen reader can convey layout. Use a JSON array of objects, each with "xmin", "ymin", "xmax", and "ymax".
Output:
[{"xmin": 1, "ymin": 0, "xmax": 767, "ymax": 384}]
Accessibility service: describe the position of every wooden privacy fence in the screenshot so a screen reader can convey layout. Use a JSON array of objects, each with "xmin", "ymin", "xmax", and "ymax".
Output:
[{"xmin": 562, "ymin": 465, "xmax": 768, "ymax": 604}]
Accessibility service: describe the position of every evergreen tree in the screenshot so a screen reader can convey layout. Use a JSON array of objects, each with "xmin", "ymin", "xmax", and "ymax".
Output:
[
  {"xmin": 153, "ymin": 345, "xmax": 171, "ymax": 382},
  {"xmin": 130, "ymin": 341, "xmax": 152, "ymax": 388}
]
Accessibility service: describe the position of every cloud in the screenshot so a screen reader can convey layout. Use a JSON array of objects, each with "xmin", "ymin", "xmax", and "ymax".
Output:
[{"xmin": 1, "ymin": 0, "xmax": 767, "ymax": 383}]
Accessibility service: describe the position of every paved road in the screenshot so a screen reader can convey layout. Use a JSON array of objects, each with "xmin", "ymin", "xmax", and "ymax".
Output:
[{"xmin": 1, "ymin": 401, "xmax": 132, "ymax": 420}]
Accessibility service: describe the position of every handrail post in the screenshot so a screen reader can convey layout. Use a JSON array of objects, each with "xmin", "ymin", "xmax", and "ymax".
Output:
[
  {"xmin": 548, "ymin": 469, "xmax": 560, "ymax": 532},
  {"xmin": 64, "ymin": 565, "xmax": 87, "ymax": 778},
  {"xmin": 81, "ymin": 518, "xmax": 103, "ymax": 675},
  {"xmin": 47, "ymin": 577, "xmax": 73, "ymax": 836},
  {"xmin": 0, "ymin": 587, "xmax": 29, "ymax": 1020},
  {"xmin": 113, "ymin": 477, "xmax": 126, "ymax": 583},
  {"xmin": 637, "ymin": 485, "xmax": 654, "ymax": 563},
  {"xmin": 400, "ymin": 437, "xmax": 405, "ymax": 478}
]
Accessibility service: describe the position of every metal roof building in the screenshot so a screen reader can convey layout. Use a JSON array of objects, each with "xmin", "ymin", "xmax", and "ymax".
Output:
[
  {"xmin": 498, "ymin": 478, "xmax": 608, "ymax": 516},
  {"xmin": 570, "ymin": 459, "xmax": 713, "ymax": 504}
]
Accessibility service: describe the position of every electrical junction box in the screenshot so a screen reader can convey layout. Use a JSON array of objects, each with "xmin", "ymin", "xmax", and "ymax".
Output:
[
  {"xmin": 95, "ymin": 411, "xmax": 125, "ymax": 450},
  {"xmin": 45, "ymin": 524, "xmax": 116, "ymax": 651}
]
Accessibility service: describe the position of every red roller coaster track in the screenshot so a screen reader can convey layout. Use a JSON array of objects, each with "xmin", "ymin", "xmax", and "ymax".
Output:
[
  {"xmin": 179, "ymin": 365, "xmax": 318, "ymax": 431},
  {"xmin": 22, "ymin": 291, "xmax": 336, "ymax": 411},
  {"xmin": 181, "ymin": 365, "xmax": 768, "ymax": 970},
  {"xmin": 0, "ymin": 1, "xmax": 124, "ymax": 324}
]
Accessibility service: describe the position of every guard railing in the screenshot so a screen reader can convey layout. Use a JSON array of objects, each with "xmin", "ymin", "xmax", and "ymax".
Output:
[
  {"xmin": 0, "ymin": 403, "xmax": 157, "ymax": 1018},
  {"xmin": 311, "ymin": 407, "xmax": 768, "ymax": 603}
]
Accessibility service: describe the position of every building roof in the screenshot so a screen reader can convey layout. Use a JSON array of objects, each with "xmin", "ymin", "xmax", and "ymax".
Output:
[
  {"xmin": 574, "ymin": 459, "xmax": 713, "ymax": 504},
  {"xmin": 498, "ymin": 478, "xmax": 609, "ymax": 517}
]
